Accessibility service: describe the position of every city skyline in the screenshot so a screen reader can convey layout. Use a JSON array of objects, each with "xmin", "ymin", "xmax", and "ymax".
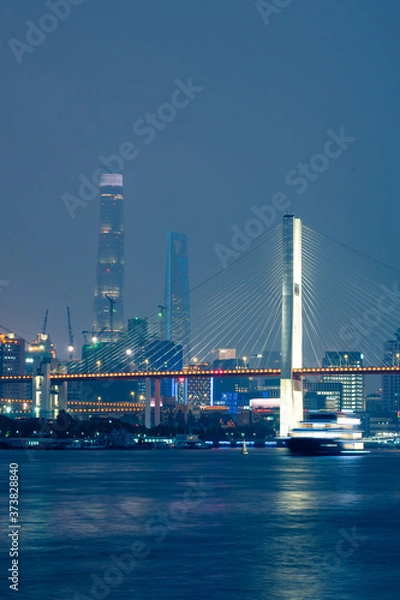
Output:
[
  {"xmin": 1, "ymin": 2, "xmax": 400, "ymax": 357},
  {"xmin": 2, "ymin": 4, "xmax": 400, "ymax": 598}
]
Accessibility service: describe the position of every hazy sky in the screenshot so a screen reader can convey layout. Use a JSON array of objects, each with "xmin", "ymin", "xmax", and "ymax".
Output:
[{"xmin": 1, "ymin": 0, "xmax": 400, "ymax": 358}]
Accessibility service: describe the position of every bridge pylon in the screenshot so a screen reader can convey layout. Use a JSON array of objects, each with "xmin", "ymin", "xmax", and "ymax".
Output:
[{"xmin": 280, "ymin": 215, "xmax": 303, "ymax": 436}]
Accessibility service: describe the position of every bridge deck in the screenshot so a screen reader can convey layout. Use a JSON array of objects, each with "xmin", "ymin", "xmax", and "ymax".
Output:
[{"xmin": 1, "ymin": 365, "xmax": 400, "ymax": 383}]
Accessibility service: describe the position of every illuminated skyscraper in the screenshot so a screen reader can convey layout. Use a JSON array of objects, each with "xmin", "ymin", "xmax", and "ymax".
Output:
[
  {"xmin": 382, "ymin": 329, "xmax": 400, "ymax": 413},
  {"xmin": 93, "ymin": 173, "xmax": 124, "ymax": 341},
  {"xmin": 0, "ymin": 334, "xmax": 25, "ymax": 400},
  {"xmin": 322, "ymin": 351, "xmax": 364, "ymax": 411},
  {"xmin": 165, "ymin": 231, "xmax": 191, "ymax": 360}
]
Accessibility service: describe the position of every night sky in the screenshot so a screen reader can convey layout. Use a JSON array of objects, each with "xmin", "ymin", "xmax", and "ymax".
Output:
[{"xmin": 1, "ymin": 0, "xmax": 399, "ymax": 358}]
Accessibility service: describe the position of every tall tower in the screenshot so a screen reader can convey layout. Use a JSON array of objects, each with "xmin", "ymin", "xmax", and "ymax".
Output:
[
  {"xmin": 280, "ymin": 215, "xmax": 303, "ymax": 436},
  {"xmin": 165, "ymin": 231, "xmax": 191, "ymax": 360},
  {"xmin": 93, "ymin": 173, "xmax": 124, "ymax": 341}
]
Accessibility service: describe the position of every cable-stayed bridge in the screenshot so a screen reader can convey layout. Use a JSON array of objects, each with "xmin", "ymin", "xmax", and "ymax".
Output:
[{"xmin": 2, "ymin": 215, "xmax": 400, "ymax": 434}]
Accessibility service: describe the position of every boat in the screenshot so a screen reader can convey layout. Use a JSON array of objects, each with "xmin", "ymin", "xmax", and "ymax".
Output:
[
  {"xmin": 287, "ymin": 411, "xmax": 369, "ymax": 455},
  {"xmin": 173, "ymin": 434, "xmax": 211, "ymax": 449},
  {"xmin": 241, "ymin": 440, "xmax": 249, "ymax": 455}
]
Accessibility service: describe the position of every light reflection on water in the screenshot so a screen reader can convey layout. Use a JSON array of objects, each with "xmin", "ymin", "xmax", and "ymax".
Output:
[{"xmin": 0, "ymin": 450, "xmax": 399, "ymax": 600}]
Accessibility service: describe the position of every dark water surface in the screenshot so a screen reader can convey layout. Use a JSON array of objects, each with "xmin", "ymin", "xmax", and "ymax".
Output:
[{"xmin": 1, "ymin": 449, "xmax": 400, "ymax": 600}]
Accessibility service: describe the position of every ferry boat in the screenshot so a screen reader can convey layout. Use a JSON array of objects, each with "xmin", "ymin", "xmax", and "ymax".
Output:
[
  {"xmin": 287, "ymin": 411, "xmax": 369, "ymax": 455},
  {"xmin": 173, "ymin": 434, "xmax": 211, "ymax": 449}
]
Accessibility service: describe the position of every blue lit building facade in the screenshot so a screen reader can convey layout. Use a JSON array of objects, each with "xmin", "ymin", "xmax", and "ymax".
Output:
[{"xmin": 93, "ymin": 173, "xmax": 125, "ymax": 341}]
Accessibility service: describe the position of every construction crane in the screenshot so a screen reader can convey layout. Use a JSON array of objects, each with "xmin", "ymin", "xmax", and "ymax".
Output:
[
  {"xmin": 66, "ymin": 307, "xmax": 74, "ymax": 359},
  {"xmin": 0, "ymin": 324, "xmax": 15, "ymax": 335},
  {"xmin": 0, "ymin": 325, "xmax": 31, "ymax": 347},
  {"xmin": 41, "ymin": 309, "xmax": 49, "ymax": 335}
]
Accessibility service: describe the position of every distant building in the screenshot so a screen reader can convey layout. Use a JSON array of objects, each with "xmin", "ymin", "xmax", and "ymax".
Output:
[
  {"xmin": 0, "ymin": 334, "xmax": 25, "ymax": 400},
  {"xmin": 321, "ymin": 351, "xmax": 364, "ymax": 411},
  {"xmin": 212, "ymin": 357, "xmax": 245, "ymax": 370},
  {"xmin": 186, "ymin": 363, "xmax": 212, "ymax": 405},
  {"xmin": 250, "ymin": 398, "xmax": 280, "ymax": 436},
  {"xmin": 127, "ymin": 318, "xmax": 149, "ymax": 349},
  {"xmin": 212, "ymin": 358, "xmax": 250, "ymax": 413},
  {"xmin": 145, "ymin": 340, "xmax": 183, "ymax": 372},
  {"xmin": 382, "ymin": 329, "xmax": 400, "ymax": 413},
  {"xmin": 365, "ymin": 392, "xmax": 384, "ymax": 415},
  {"xmin": 165, "ymin": 231, "xmax": 191, "ymax": 361},
  {"xmin": 93, "ymin": 173, "xmax": 125, "ymax": 341},
  {"xmin": 249, "ymin": 351, "xmax": 281, "ymax": 369},
  {"xmin": 303, "ymin": 380, "xmax": 342, "ymax": 412},
  {"xmin": 146, "ymin": 340, "xmax": 183, "ymax": 398},
  {"xmin": 25, "ymin": 332, "xmax": 57, "ymax": 373},
  {"xmin": 213, "ymin": 348, "xmax": 236, "ymax": 361}
]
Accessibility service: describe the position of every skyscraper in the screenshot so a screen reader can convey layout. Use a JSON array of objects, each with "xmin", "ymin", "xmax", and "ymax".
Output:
[
  {"xmin": 0, "ymin": 334, "xmax": 25, "ymax": 400},
  {"xmin": 382, "ymin": 329, "xmax": 400, "ymax": 413},
  {"xmin": 93, "ymin": 173, "xmax": 124, "ymax": 341},
  {"xmin": 322, "ymin": 351, "xmax": 364, "ymax": 411},
  {"xmin": 165, "ymin": 231, "xmax": 191, "ymax": 360}
]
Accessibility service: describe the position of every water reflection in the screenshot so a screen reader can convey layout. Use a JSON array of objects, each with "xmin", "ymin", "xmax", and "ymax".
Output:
[{"xmin": 0, "ymin": 450, "xmax": 399, "ymax": 600}]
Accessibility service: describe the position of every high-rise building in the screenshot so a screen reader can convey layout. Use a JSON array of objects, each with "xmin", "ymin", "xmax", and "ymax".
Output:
[
  {"xmin": 321, "ymin": 351, "xmax": 364, "ymax": 411},
  {"xmin": 186, "ymin": 363, "xmax": 212, "ymax": 406},
  {"xmin": 165, "ymin": 231, "xmax": 190, "ymax": 360},
  {"xmin": 127, "ymin": 318, "xmax": 148, "ymax": 348},
  {"xmin": 303, "ymin": 380, "xmax": 342, "ymax": 411},
  {"xmin": 382, "ymin": 329, "xmax": 400, "ymax": 413},
  {"xmin": 0, "ymin": 334, "xmax": 25, "ymax": 400},
  {"xmin": 212, "ymin": 357, "xmax": 250, "ymax": 413},
  {"xmin": 93, "ymin": 173, "xmax": 124, "ymax": 341}
]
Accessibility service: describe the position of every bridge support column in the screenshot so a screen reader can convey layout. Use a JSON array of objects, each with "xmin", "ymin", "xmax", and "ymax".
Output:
[
  {"xmin": 58, "ymin": 381, "xmax": 68, "ymax": 412},
  {"xmin": 154, "ymin": 379, "xmax": 161, "ymax": 427},
  {"xmin": 37, "ymin": 362, "xmax": 52, "ymax": 419},
  {"xmin": 280, "ymin": 215, "xmax": 303, "ymax": 436},
  {"xmin": 145, "ymin": 378, "xmax": 151, "ymax": 429},
  {"xmin": 32, "ymin": 375, "xmax": 42, "ymax": 417}
]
